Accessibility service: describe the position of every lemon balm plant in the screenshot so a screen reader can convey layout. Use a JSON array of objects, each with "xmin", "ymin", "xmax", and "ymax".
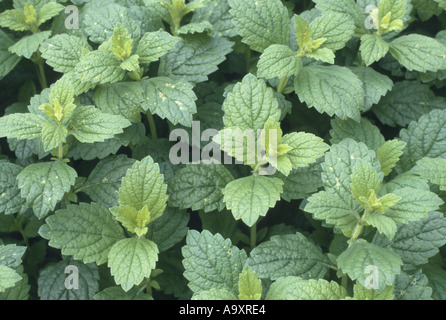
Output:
[{"xmin": 0, "ymin": 0, "xmax": 446, "ymax": 301}]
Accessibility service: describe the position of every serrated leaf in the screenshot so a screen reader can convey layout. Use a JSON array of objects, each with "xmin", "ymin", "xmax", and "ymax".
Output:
[
  {"xmin": 93, "ymin": 81, "xmax": 144, "ymax": 123},
  {"xmin": 192, "ymin": 288, "xmax": 238, "ymax": 300},
  {"xmin": 0, "ymin": 266, "xmax": 21, "ymax": 293},
  {"xmin": 373, "ymin": 211, "xmax": 446, "ymax": 268},
  {"xmin": 36, "ymin": 2, "xmax": 64, "ymax": 26},
  {"xmin": 39, "ymin": 202, "xmax": 125, "ymax": 265},
  {"xmin": 0, "ymin": 162, "xmax": 26, "ymax": 215},
  {"xmin": 295, "ymin": 65, "xmax": 364, "ymax": 121},
  {"xmin": 399, "ymin": 109, "xmax": 446, "ymax": 172},
  {"xmin": 394, "ymin": 270, "xmax": 432, "ymax": 300},
  {"xmin": 223, "ymin": 176, "xmax": 283, "ymax": 227},
  {"xmin": 94, "ymin": 286, "xmax": 152, "ymax": 300},
  {"xmin": 17, "ymin": 161, "xmax": 77, "ymax": 219},
  {"xmin": 310, "ymin": 12, "xmax": 355, "ymax": 52},
  {"xmin": 330, "ymin": 117, "xmax": 386, "ymax": 152},
  {"xmin": 191, "ymin": 0, "xmax": 236, "ymax": 37},
  {"xmin": 37, "ymin": 259, "xmax": 99, "ymax": 300},
  {"xmin": 68, "ymin": 105, "xmax": 131, "ymax": 143},
  {"xmin": 349, "ymin": 67, "xmax": 393, "ymax": 112},
  {"xmin": 353, "ymin": 283, "xmax": 395, "ymax": 300},
  {"xmin": 177, "ymin": 21, "xmax": 214, "ymax": 35},
  {"xmin": 248, "ymin": 233, "xmax": 329, "ymax": 280},
  {"xmin": 0, "ymin": 9, "xmax": 28, "ymax": 32},
  {"xmin": 0, "ymin": 266, "xmax": 30, "ymax": 300},
  {"xmin": 136, "ymin": 29, "xmax": 180, "ymax": 64},
  {"xmin": 141, "ymin": 77, "xmax": 198, "ymax": 127},
  {"xmin": 238, "ymin": 265, "xmax": 262, "ymax": 300},
  {"xmin": 257, "ymin": 44, "xmax": 302, "ymax": 79},
  {"xmin": 383, "ymin": 187, "xmax": 443, "ymax": 224},
  {"xmin": 389, "ymin": 34, "xmax": 446, "ymax": 72},
  {"xmin": 74, "ymin": 51, "xmax": 126, "ymax": 85},
  {"xmin": 168, "ymin": 163, "xmax": 234, "ymax": 213},
  {"xmin": 8, "ymin": 31, "xmax": 51, "ymax": 59},
  {"xmin": 373, "ymin": 81, "xmax": 446, "ymax": 128},
  {"xmin": 0, "ymin": 244, "xmax": 27, "ymax": 268},
  {"xmin": 107, "ymin": 237, "xmax": 159, "ymax": 292},
  {"xmin": 266, "ymin": 277, "xmax": 347, "ymax": 300},
  {"xmin": 228, "ymin": 0, "xmax": 289, "ymax": 52},
  {"xmin": 223, "ymin": 74, "xmax": 281, "ymax": 131},
  {"xmin": 364, "ymin": 213, "xmax": 398, "ymax": 240},
  {"xmin": 81, "ymin": 155, "xmax": 136, "ymax": 208},
  {"xmin": 412, "ymin": 157, "xmax": 446, "ymax": 191},
  {"xmin": 117, "ymin": 156, "xmax": 168, "ymax": 222},
  {"xmin": 350, "ymin": 161, "xmax": 382, "ymax": 204},
  {"xmin": 420, "ymin": 264, "xmax": 446, "ymax": 300},
  {"xmin": 306, "ymin": 47, "xmax": 335, "ymax": 64},
  {"xmin": 377, "ymin": 139, "xmax": 406, "ymax": 176},
  {"xmin": 0, "ymin": 30, "xmax": 22, "ymax": 77},
  {"xmin": 360, "ymin": 34, "xmax": 390, "ymax": 66},
  {"xmin": 182, "ymin": 230, "xmax": 247, "ymax": 295},
  {"xmin": 281, "ymin": 132, "xmax": 329, "ymax": 169},
  {"xmin": 41, "ymin": 121, "xmax": 68, "ymax": 152},
  {"xmin": 158, "ymin": 34, "xmax": 233, "ymax": 84},
  {"xmin": 313, "ymin": 0, "xmax": 365, "ymax": 35},
  {"xmin": 337, "ymin": 240, "xmax": 403, "ymax": 290},
  {"xmin": 279, "ymin": 162, "xmax": 323, "ymax": 202},
  {"xmin": 0, "ymin": 113, "xmax": 45, "ymax": 140}
]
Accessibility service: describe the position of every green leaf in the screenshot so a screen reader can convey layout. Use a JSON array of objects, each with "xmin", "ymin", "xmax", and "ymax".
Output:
[
  {"xmin": 117, "ymin": 155, "xmax": 168, "ymax": 222},
  {"xmin": 433, "ymin": 0, "xmax": 446, "ymax": 9},
  {"xmin": 0, "ymin": 244, "xmax": 27, "ymax": 268},
  {"xmin": 182, "ymin": 230, "xmax": 247, "ymax": 295},
  {"xmin": 0, "ymin": 113, "xmax": 45, "ymax": 140},
  {"xmin": 74, "ymin": 51, "xmax": 126, "ymax": 85},
  {"xmin": 37, "ymin": 259, "xmax": 99, "ymax": 300},
  {"xmin": 279, "ymin": 162, "xmax": 323, "ymax": 202},
  {"xmin": 158, "ymin": 34, "xmax": 233, "ymax": 84},
  {"xmin": 305, "ymin": 191, "xmax": 359, "ymax": 237},
  {"xmin": 0, "ymin": 162, "xmax": 26, "ymax": 215},
  {"xmin": 17, "ymin": 161, "xmax": 77, "ymax": 219},
  {"xmin": 394, "ymin": 270, "xmax": 432, "ymax": 300},
  {"xmin": 168, "ymin": 163, "xmax": 234, "ymax": 213},
  {"xmin": 177, "ymin": 21, "xmax": 214, "ymax": 35},
  {"xmin": 107, "ymin": 237, "xmax": 159, "ymax": 292},
  {"xmin": 373, "ymin": 211, "xmax": 446, "ymax": 268},
  {"xmin": 399, "ymin": 109, "xmax": 446, "ymax": 172},
  {"xmin": 248, "ymin": 233, "xmax": 329, "ymax": 280},
  {"xmin": 389, "ymin": 34, "xmax": 446, "ymax": 72},
  {"xmin": 36, "ymin": 2, "xmax": 64, "ymax": 26},
  {"xmin": 295, "ymin": 65, "xmax": 364, "ymax": 121},
  {"xmin": 223, "ymin": 176, "xmax": 283, "ymax": 227},
  {"xmin": 377, "ymin": 139, "xmax": 406, "ymax": 176},
  {"xmin": 310, "ymin": 12, "xmax": 355, "ymax": 52},
  {"xmin": 110, "ymin": 205, "xmax": 151, "ymax": 237},
  {"xmin": 360, "ymin": 34, "xmax": 390, "ymax": 66},
  {"xmin": 0, "ymin": 266, "xmax": 30, "ymax": 300},
  {"xmin": 228, "ymin": 0, "xmax": 290, "ymax": 52},
  {"xmin": 41, "ymin": 121, "xmax": 68, "ymax": 152},
  {"xmin": 412, "ymin": 158, "xmax": 446, "ymax": 191},
  {"xmin": 191, "ymin": 0, "xmax": 236, "ymax": 37},
  {"xmin": 373, "ymin": 81, "xmax": 446, "ymax": 128},
  {"xmin": 383, "ymin": 187, "xmax": 443, "ymax": 224},
  {"xmin": 0, "ymin": 266, "xmax": 21, "ymax": 293},
  {"xmin": 281, "ymin": 132, "xmax": 329, "ymax": 169},
  {"xmin": 257, "ymin": 44, "xmax": 302, "ymax": 79},
  {"xmin": 349, "ymin": 67, "xmax": 393, "ymax": 112},
  {"xmin": 8, "ymin": 31, "xmax": 51, "ymax": 59},
  {"xmin": 136, "ymin": 29, "xmax": 180, "ymax": 64},
  {"xmin": 81, "ymin": 155, "xmax": 136, "ymax": 208},
  {"xmin": 0, "ymin": 9, "xmax": 28, "ymax": 32},
  {"xmin": 353, "ymin": 283, "xmax": 394, "ymax": 300},
  {"xmin": 337, "ymin": 240, "xmax": 403, "ymax": 290},
  {"xmin": 238, "ymin": 265, "xmax": 262, "ymax": 300},
  {"xmin": 364, "ymin": 213, "xmax": 398, "ymax": 240},
  {"xmin": 266, "ymin": 277, "xmax": 347, "ymax": 300},
  {"xmin": 329, "ymin": 117, "xmax": 386, "ymax": 152},
  {"xmin": 306, "ymin": 47, "xmax": 335, "ymax": 64},
  {"xmin": 0, "ymin": 30, "xmax": 22, "ymax": 77},
  {"xmin": 313, "ymin": 0, "xmax": 365, "ymax": 35},
  {"xmin": 68, "ymin": 105, "xmax": 131, "ymax": 143},
  {"xmin": 421, "ymin": 264, "xmax": 446, "ymax": 300},
  {"xmin": 141, "ymin": 77, "xmax": 198, "ymax": 127},
  {"xmin": 39, "ymin": 202, "xmax": 125, "ymax": 265},
  {"xmin": 94, "ymin": 286, "xmax": 152, "ymax": 300},
  {"xmin": 350, "ymin": 161, "xmax": 382, "ymax": 205},
  {"xmin": 223, "ymin": 74, "xmax": 281, "ymax": 131}
]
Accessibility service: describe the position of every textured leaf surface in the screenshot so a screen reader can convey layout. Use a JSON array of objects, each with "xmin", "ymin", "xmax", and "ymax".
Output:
[
  {"xmin": 136, "ymin": 30, "xmax": 180, "ymax": 64},
  {"xmin": 168, "ymin": 164, "xmax": 234, "ymax": 213},
  {"xmin": 310, "ymin": 12, "xmax": 355, "ymax": 51},
  {"xmin": 182, "ymin": 230, "xmax": 247, "ymax": 295},
  {"xmin": 228, "ymin": 0, "xmax": 289, "ymax": 52},
  {"xmin": 39, "ymin": 202, "xmax": 125, "ymax": 265},
  {"xmin": 248, "ymin": 233, "xmax": 329, "ymax": 280},
  {"xmin": 223, "ymin": 176, "xmax": 283, "ymax": 227},
  {"xmin": 295, "ymin": 65, "xmax": 364, "ymax": 121},
  {"xmin": 337, "ymin": 240, "xmax": 403, "ymax": 290},
  {"xmin": 0, "ymin": 162, "xmax": 26, "ymax": 215},
  {"xmin": 17, "ymin": 161, "xmax": 77, "ymax": 219},
  {"xmin": 108, "ymin": 237, "xmax": 159, "ymax": 292},
  {"xmin": 74, "ymin": 51, "xmax": 126, "ymax": 85},
  {"xmin": 0, "ymin": 113, "xmax": 45, "ymax": 140},
  {"xmin": 281, "ymin": 132, "xmax": 329, "ymax": 169},
  {"xmin": 360, "ymin": 34, "xmax": 390, "ymax": 66},
  {"xmin": 0, "ymin": 30, "xmax": 21, "ymax": 77},
  {"xmin": 257, "ymin": 44, "xmax": 302, "ymax": 79},
  {"xmin": 411, "ymin": 157, "xmax": 446, "ymax": 190},
  {"xmin": 8, "ymin": 31, "xmax": 51, "ymax": 59}
]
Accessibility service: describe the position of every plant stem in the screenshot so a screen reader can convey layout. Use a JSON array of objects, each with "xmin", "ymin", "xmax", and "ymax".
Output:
[
  {"xmin": 58, "ymin": 144, "xmax": 64, "ymax": 161},
  {"xmin": 35, "ymin": 50, "xmax": 48, "ymax": 89},
  {"xmin": 146, "ymin": 111, "xmax": 158, "ymax": 140},
  {"xmin": 276, "ymin": 76, "xmax": 289, "ymax": 94},
  {"xmin": 250, "ymin": 222, "xmax": 257, "ymax": 249},
  {"xmin": 341, "ymin": 274, "xmax": 348, "ymax": 292}
]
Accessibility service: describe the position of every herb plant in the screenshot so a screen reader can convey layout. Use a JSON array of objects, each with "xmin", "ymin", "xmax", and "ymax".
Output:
[{"xmin": 0, "ymin": 0, "xmax": 446, "ymax": 301}]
